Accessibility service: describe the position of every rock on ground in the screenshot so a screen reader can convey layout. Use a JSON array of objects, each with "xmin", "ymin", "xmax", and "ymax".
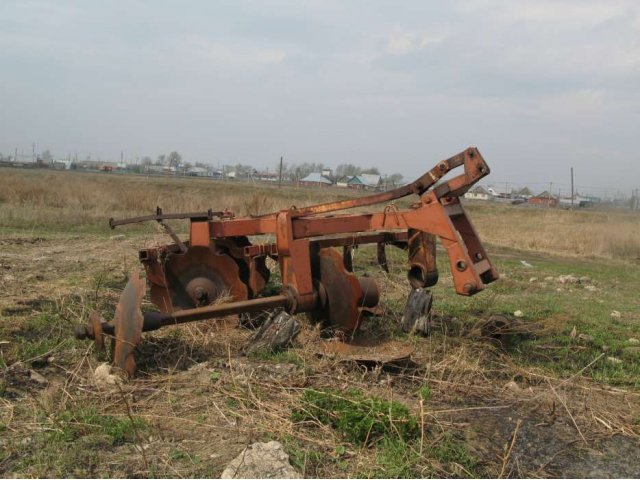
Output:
[
  {"xmin": 221, "ymin": 441, "xmax": 300, "ymax": 479},
  {"xmin": 577, "ymin": 333, "xmax": 594, "ymax": 344},
  {"xmin": 93, "ymin": 363, "xmax": 122, "ymax": 386},
  {"xmin": 558, "ymin": 275, "xmax": 578, "ymax": 285},
  {"xmin": 28, "ymin": 369, "xmax": 48, "ymax": 384}
]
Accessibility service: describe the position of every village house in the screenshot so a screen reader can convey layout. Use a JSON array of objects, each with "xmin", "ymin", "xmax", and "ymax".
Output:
[
  {"xmin": 464, "ymin": 185, "xmax": 492, "ymax": 201},
  {"xmin": 187, "ymin": 166, "xmax": 210, "ymax": 177},
  {"xmin": 335, "ymin": 175, "xmax": 350, "ymax": 188},
  {"xmin": 487, "ymin": 186, "xmax": 513, "ymax": 199},
  {"xmin": 256, "ymin": 171, "xmax": 278, "ymax": 182},
  {"xmin": 558, "ymin": 195, "xmax": 596, "ymax": 208},
  {"xmin": 321, "ymin": 168, "xmax": 333, "ymax": 182},
  {"xmin": 347, "ymin": 173, "xmax": 381, "ymax": 190},
  {"xmin": 514, "ymin": 187, "xmax": 533, "ymax": 199},
  {"xmin": 528, "ymin": 191, "xmax": 557, "ymax": 207},
  {"xmin": 300, "ymin": 172, "xmax": 333, "ymax": 187}
]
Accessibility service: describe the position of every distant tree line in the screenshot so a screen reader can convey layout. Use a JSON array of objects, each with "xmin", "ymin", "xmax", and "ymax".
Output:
[
  {"xmin": 6, "ymin": 147, "xmax": 405, "ymax": 185},
  {"xmin": 142, "ymin": 151, "xmax": 183, "ymax": 169}
]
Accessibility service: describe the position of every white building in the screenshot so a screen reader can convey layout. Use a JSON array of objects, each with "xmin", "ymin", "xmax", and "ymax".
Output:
[
  {"xmin": 487, "ymin": 186, "xmax": 512, "ymax": 198},
  {"xmin": 464, "ymin": 186, "xmax": 492, "ymax": 201}
]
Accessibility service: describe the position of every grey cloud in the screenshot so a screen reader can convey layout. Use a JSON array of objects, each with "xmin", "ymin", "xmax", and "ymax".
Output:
[{"xmin": 0, "ymin": 0, "xmax": 638, "ymax": 194}]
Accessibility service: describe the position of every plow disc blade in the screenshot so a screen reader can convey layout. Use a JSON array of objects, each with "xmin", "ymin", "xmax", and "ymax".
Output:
[
  {"xmin": 310, "ymin": 248, "xmax": 379, "ymax": 333},
  {"xmin": 149, "ymin": 246, "xmax": 248, "ymax": 313},
  {"xmin": 113, "ymin": 269, "xmax": 146, "ymax": 377},
  {"xmin": 314, "ymin": 339, "xmax": 414, "ymax": 365}
]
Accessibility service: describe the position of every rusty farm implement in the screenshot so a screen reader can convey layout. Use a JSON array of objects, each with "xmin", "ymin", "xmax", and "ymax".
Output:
[{"xmin": 75, "ymin": 147, "xmax": 498, "ymax": 376}]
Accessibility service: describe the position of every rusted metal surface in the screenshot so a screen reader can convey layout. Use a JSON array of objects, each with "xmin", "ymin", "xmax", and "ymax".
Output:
[
  {"xmin": 89, "ymin": 311, "xmax": 105, "ymax": 350},
  {"xmin": 112, "ymin": 269, "xmax": 146, "ymax": 376},
  {"xmin": 357, "ymin": 276, "xmax": 380, "ymax": 309},
  {"xmin": 147, "ymin": 245, "xmax": 248, "ymax": 313},
  {"xmin": 312, "ymin": 231, "xmax": 408, "ymax": 249},
  {"xmin": 109, "ymin": 208, "xmax": 221, "ymax": 229},
  {"xmin": 407, "ymin": 229, "xmax": 438, "ymax": 288},
  {"xmin": 289, "ymin": 147, "xmax": 481, "ymax": 216},
  {"xmin": 159, "ymin": 220, "xmax": 188, "ymax": 253},
  {"xmin": 314, "ymin": 339, "xmax": 415, "ymax": 364},
  {"xmin": 74, "ymin": 311, "xmax": 107, "ymax": 350},
  {"xmin": 342, "ymin": 245, "xmax": 354, "ymax": 272},
  {"xmin": 308, "ymin": 248, "xmax": 371, "ymax": 332},
  {"xmin": 78, "ymin": 147, "xmax": 498, "ymax": 375},
  {"xmin": 158, "ymin": 295, "xmax": 290, "ymax": 326},
  {"xmin": 376, "ymin": 242, "xmax": 388, "ymax": 273}
]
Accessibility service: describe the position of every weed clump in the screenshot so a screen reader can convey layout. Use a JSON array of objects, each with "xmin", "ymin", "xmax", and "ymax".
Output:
[
  {"xmin": 292, "ymin": 388, "xmax": 481, "ymax": 477},
  {"xmin": 293, "ymin": 388, "xmax": 418, "ymax": 445},
  {"xmin": 418, "ymin": 384, "xmax": 432, "ymax": 401},
  {"xmin": 51, "ymin": 407, "xmax": 147, "ymax": 445}
]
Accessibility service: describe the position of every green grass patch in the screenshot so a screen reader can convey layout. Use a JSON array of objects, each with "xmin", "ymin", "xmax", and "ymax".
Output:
[
  {"xmin": 248, "ymin": 348, "xmax": 305, "ymax": 367},
  {"xmin": 51, "ymin": 407, "xmax": 147, "ymax": 444},
  {"xmin": 418, "ymin": 383, "xmax": 432, "ymax": 401},
  {"xmin": 355, "ymin": 243, "xmax": 640, "ymax": 388},
  {"xmin": 281, "ymin": 387, "xmax": 477, "ymax": 477},
  {"xmin": 5, "ymin": 405, "xmax": 148, "ymax": 476},
  {"xmin": 281, "ymin": 435, "xmax": 327, "ymax": 477},
  {"xmin": 361, "ymin": 433, "xmax": 480, "ymax": 478},
  {"xmin": 293, "ymin": 388, "xmax": 418, "ymax": 445},
  {"xmin": 6, "ymin": 311, "xmax": 74, "ymax": 363}
]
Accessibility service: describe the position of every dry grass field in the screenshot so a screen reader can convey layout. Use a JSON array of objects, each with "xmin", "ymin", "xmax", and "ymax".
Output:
[
  {"xmin": 467, "ymin": 203, "xmax": 640, "ymax": 260},
  {"xmin": 0, "ymin": 169, "xmax": 361, "ymax": 232},
  {"xmin": 1, "ymin": 167, "xmax": 639, "ymax": 478},
  {"xmin": 1, "ymin": 168, "xmax": 639, "ymax": 260}
]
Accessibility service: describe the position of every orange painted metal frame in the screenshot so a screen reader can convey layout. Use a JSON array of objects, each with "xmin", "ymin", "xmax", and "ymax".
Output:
[{"xmin": 181, "ymin": 146, "xmax": 498, "ymax": 313}]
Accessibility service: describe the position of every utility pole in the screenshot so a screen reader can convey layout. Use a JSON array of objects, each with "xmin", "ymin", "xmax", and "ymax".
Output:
[
  {"xmin": 570, "ymin": 167, "xmax": 574, "ymax": 209},
  {"xmin": 548, "ymin": 182, "xmax": 552, "ymax": 208},
  {"xmin": 14, "ymin": 147, "xmax": 17, "ymax": 162},
  {"xmin": 278, "ymin": 156, "xmax": 283, "ymax": 188},
  {"xmin": 32, "ymin": 143, "xmax": 36, "ymax": 162}
]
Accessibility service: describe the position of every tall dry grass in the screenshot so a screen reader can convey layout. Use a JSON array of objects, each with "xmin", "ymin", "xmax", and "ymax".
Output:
[
  {"xmin": 1, "ymin": 168, "xmax": 639, "ymax": 259},
  {"xmin": 0, "ymin": 169, "xmax": 357, "ymax": 232},
  {"xmin": 467, "ymin": 203, "xmax": 640, "ymax": 260}
]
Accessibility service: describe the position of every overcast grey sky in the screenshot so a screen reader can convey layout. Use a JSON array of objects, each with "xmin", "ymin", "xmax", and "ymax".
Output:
[{"xmin": 1, "ymin": 1, "xmax": 638, "ymax": 195}]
